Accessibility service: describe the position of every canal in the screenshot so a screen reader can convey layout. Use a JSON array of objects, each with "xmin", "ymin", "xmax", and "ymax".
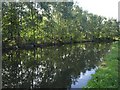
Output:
[{"xmin": 2, "ymin": 42, "xmax": 113, "ymax": 89}]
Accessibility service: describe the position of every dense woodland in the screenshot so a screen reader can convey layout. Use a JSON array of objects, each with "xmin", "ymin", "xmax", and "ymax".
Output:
[{"xmin": 2, "ymin": 2, "xmax": 119, "ymax": 48}]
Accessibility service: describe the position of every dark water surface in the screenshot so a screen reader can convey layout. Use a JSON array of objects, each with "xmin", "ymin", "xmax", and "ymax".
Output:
[{"xmin": 2, "ymin": 42, "xmax": 112, "ymax": 89}]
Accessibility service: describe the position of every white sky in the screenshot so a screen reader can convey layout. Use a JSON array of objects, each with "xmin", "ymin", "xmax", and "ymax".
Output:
[{"xmin": 73, "ymin": 0, "xmax": 119, "ymax": 20}]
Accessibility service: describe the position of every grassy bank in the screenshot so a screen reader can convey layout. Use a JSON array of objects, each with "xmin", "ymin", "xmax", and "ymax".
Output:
[{"xmin": 83, "ymin": 42, "xmax": 119, "ymax": 88}]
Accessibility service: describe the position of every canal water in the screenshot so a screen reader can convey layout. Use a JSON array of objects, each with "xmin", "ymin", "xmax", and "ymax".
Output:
[{"xmin": 2, "ymin": 42, "xmax": 112, "ymax": 89}]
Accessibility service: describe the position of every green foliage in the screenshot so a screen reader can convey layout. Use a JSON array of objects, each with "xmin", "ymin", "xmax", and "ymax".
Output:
[
  {"xmin": 83, "ymin": 42, "xmax": 118, "ymax": 88},
  {"xmin": 2, "ymin": 2, "xmax": 119, "ymax": 47}
]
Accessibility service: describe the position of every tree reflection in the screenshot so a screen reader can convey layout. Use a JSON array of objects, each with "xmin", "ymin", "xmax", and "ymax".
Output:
[{"xmin": 2, "ymin": 42, "xmax": 112, "ymax": 88}]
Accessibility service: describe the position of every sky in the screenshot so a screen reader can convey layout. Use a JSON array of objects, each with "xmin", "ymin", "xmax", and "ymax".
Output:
[{"xmin": 73, "ymin": 0, "xmax": 120, "ymax": 20}]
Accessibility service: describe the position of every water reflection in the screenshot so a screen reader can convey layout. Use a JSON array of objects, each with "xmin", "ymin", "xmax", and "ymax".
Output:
[
  {"xmin": 71, "ymin": 67, "xmax": 98, "ymax": 88},
  {"xmin": 2, "ymin": 42, "xmax": 112, "ymax": 88}
]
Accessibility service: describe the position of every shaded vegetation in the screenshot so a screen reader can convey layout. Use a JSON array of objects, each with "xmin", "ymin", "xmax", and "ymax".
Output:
[{"xmin": 2, "ymin": 1, "xmax": 119, "ymax": 49}]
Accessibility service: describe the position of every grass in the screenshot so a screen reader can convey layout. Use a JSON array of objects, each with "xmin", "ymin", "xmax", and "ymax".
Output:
[{"xmin": 83, "ymin": 42, "xmax": 119, "ymax": 88}]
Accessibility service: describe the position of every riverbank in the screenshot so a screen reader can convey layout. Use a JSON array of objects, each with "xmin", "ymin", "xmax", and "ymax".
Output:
[
  {"xmin": 83, "ymin": 41, "xmax": 119, "ymax": 88},
  {"xmin": 2, "ymin": 38, "xmax": 118, "ymax": 51}
]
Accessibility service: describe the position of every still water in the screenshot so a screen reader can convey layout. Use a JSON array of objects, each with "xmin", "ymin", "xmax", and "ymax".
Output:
[{"xmin": 2, "ymin": 42, "xmax": 112, "ymax": 89}]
